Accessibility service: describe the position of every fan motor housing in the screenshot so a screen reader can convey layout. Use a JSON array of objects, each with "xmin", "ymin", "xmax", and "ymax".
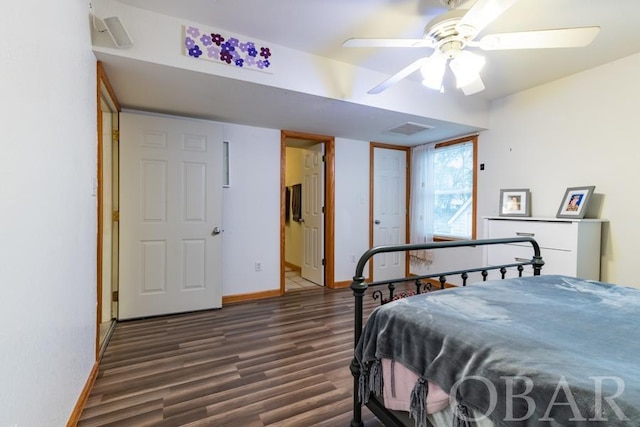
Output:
[
  {"xmin": 424, "ymin": 9, "xmax": 474, "ymax": 58},
  {"xmin": 424, "ymin": 9, "xmax": 467, "ymax": 42},
  {"xmin": 439, "ymin": 0, "xmax": 464, "ymax": 8}
]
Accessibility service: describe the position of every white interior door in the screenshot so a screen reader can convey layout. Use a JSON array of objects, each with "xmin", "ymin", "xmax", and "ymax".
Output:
[
  {"xmin": 373, "ymin": 147, "xmax": 407, "ymax": 281},
  {"xmin": 111, "ymin": 113, "xmax": 120, "ymax": 320},
  {"xmin": 301, "ymin": 144, "xmax": 324, "ymax": 285},
  {"xmin": 119, "ymin": 112, "xmax": 223, "ymax": 319},
  {"xmin": 101, "ymin": 103, "xmax": 113, "ymax": 325}
]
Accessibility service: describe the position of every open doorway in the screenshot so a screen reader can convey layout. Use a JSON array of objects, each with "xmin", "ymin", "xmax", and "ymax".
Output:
[
  {"xmin": 280, "ymin": 131, "xmax": 335, "ymax": 293},
  {"xmin": 97, "ymin": 62, "xmax": 120, "ymax": 358}
]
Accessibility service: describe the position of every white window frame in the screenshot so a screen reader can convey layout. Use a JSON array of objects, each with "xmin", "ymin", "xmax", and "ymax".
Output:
[{"xmin": 414, "ymin": 135, "xmax": 478, "ymax": 241}]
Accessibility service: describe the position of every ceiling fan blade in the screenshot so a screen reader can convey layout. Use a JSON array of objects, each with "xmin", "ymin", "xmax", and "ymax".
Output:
[
  {"xmin": 477, "ymin": 26, "xmax": 601, "ymax": 50},
  {"xmin": 456, "ymin": 0, "xmax": 520, "ymax": 39},
  {"xmin": 368, "ymin": 57, "xmax": 430, "ymax": 94},
  {"xmin": 343, "ymin": 38, "xmax": 435, "ymax": 48}
]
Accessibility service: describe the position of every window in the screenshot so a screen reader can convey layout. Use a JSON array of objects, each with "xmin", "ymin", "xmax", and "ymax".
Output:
[
  {"xmin": 223, "ymin": 140, "xmax": 229, "ymax": 187},
  {"xmin": 411, "ymin": 135, "xmax": 477, "ymax": 241}
]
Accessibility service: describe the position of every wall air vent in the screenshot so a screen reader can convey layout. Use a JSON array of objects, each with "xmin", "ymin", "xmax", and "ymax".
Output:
[{"xmin": 383, "ymin": 122, "xmax": 435, "ymax": 136}]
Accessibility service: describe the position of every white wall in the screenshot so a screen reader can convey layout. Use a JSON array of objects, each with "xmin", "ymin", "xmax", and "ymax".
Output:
[
  {"xmin": 221, "ymin": 124, "xmax": 281, "ymax": 295},
  {"xmin": 220, "ymin": 130, "xmax": 372, "ymax": 293},
  {"xmin": 0, "ymin": 1, "xmax": 97, "ymax": 425},
  {"xmin": 334, "ymin": 138, "xmax": 371, "ymax": 283},
  {"xmin": 478, "ymin": 52, "xmax": 640, "ymax": 287}
]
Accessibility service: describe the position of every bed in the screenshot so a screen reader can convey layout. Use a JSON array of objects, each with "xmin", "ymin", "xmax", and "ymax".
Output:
[{"xmin": 349, "ymin": 237, "xmax": 640, "ymax": 427}]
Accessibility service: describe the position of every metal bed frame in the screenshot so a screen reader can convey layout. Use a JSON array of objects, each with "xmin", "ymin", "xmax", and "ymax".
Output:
[{"xmin": 349, "ymin": 237, "xmax": 544, "ymax": 427}]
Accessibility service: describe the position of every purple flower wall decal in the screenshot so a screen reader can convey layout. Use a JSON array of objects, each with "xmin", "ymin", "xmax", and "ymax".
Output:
[
  {"xmin": 211, "ymin": 33, "xmax": 225, "ymax": 46},
  {"xmin": 207, "ymin": 46, "xmax": 219, "ymax": 58},
  {"xmin": 260, "ymin": 47, "xmax": 271, "ymax": 59},
  {"xmin": 200, "ymin": 34, "xmax": 213, "ymax": 46},
  {"xmin": 188, "ymin": 46, "xmax": 203, "ymax": 58},
  {"xmin": 184, "ymin": 25, "xmax": 273, "ymax": 72},
  {"xmin": 221, "ymin": 41, "xmax": 235, "ymax": 53},
  {"xmin": 186, "ymin": 27, "xmax": 200, "ymax": 38},
  {"xmin": 220, "ymin": 50, "xmax": 233, "ymax": 64}
]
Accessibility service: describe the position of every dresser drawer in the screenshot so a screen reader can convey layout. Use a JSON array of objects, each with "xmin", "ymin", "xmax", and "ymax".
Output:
[
  {"xmin": 486, "ymin": 219, "xmax": 577, "ymax": 251},
  {"xmin": 483, "ymin": 217, "xmax": 603, "ymax": 280},
  {"xmin": 487, "ymin": 244, "xmax": 576, "ymax": 276},
  {"xmin": 487, "ymin": 243, "xmax": 539, "ymax": 266}
]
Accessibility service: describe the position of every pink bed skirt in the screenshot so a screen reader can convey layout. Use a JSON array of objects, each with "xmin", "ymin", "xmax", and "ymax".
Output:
[{"xmin": 382, "ymin": 358, "xmax": 450, "ymax": 414}]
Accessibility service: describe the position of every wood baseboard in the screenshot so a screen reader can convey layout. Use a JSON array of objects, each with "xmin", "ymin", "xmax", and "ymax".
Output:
[
  {"xmin": 332, "ymin": 280, "xmax": 353, "ymax": 289},
  {"xmin": 332, "ymin": 276, "xmax": 376, "ymax": 289},
  {"xmin": 66, "ymin": 361, "xmax": 99, "ymax": 427},
  {"xmin": 222, "ymin": 289, "xmax": 281, "ymax": 305},
  {"xmin": 284, "ymin": 261, "xmax": 301, "ymax": 273}
]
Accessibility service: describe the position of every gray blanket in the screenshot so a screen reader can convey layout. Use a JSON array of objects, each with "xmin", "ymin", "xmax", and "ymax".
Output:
[{"xmin": 355, "ymin": 275, "xmax": 640, "ymax": 426}]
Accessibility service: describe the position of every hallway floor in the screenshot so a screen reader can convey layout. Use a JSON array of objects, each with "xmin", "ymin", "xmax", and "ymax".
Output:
[{"xmin": 285, "ymin": 267, "xmax": 322, "ymax": 291}]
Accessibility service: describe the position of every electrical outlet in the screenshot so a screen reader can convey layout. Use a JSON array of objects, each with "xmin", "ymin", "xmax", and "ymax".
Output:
[
  {"xmin": 351, "ymin": 254, "xmax": 356, "ymax": 263},
  {"xmin": 255, "ymin": 261, "xmax": 262, "ymax": 271}
]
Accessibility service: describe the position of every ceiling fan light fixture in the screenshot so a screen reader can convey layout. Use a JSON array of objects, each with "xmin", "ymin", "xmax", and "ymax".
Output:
[
  {"xmin": 460, "ymin": 76, "xmax": 486, "ymax": 95},
  {"xmin": 450, "ymin": 50, "xmax": 486, "ymax": 88},
  {"xmin": 420, "ymin": 54, "xmax": 447, "ymax": 90},
  {"xmin": 344, "ymin": 0, "xmax": 599, "ymax": 96}
]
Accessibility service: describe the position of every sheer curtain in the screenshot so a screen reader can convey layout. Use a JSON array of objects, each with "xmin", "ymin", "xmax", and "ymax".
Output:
[{"xmin": 410, "ymin": 143, "xmax": 436, "ymax": 266}]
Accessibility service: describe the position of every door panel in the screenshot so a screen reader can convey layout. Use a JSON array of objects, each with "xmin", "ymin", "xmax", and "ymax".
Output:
[
  {"xmin": 373, "ymin": 147, "xmax": 407, "ymax": 281},
  {"xmin": 100, "ymin": 105, "xmax": 113, "ymax": 325},
  {"xmin": 119, "ymin": 112, "xmax": 223, "ymax": 319},
  {"xmin": 301, "ymin": 144, "xmax": 324, "ymax": 285}
]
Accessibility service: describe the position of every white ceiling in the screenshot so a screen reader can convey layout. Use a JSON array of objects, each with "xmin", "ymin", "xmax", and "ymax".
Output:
[{"xmin": 101, "ymin": 0, "xmax": 640, "ymax": 145}]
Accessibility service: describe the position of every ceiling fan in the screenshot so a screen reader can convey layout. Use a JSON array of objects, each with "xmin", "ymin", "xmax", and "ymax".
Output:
[{"xmin": 343, "ymin": 0, "xmax": 600, "ymax": 95}]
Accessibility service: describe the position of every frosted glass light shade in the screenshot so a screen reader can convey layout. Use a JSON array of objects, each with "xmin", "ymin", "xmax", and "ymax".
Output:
[
  {"xmin": 450, "ymin": 50, "xmax": 486, "ymax": 88},
  {"xmin": 420, "ymin": 54, "xmax": 447, "ymax": 90}
]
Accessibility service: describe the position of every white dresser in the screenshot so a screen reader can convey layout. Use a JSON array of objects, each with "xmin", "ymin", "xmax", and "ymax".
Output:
[{"xmin": 483, "ymin": 216, "xmax": 604, "ymax": 280}]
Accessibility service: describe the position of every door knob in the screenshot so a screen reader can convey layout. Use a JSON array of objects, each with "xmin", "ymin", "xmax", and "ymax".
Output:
[
  {"xmin": 211, "ymin": 226, "xmax": 223, "ymax": 235},
  {"xmin": 374, "ymin": 220, "xmax": 381, "ymax": 225}
]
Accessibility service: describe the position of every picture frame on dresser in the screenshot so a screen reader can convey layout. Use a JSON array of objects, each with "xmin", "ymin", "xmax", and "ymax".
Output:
[
  {"xmin": 556, "ymin": 185, "xmax": 595, "ymax": 219},
  {"xmin": 499, "ymin": 188, "xmax": 531, "ymax": 217}
]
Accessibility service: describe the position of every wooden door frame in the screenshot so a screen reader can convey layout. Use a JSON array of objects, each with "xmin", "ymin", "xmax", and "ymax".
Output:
[
  {"xmin": 280, "ymin": 130, "xmax": 335, "ymax": 292},
  {"xmin": 96, "ymin": 61, "xmax": 120, "ymax": 359},
  {"xmin": 369, "ymin": 142, "xmax": 411, "ymax": 280}
]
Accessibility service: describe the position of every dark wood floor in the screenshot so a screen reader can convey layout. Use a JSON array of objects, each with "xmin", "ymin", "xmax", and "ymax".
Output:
[{"xmin": 78, "ymin": 287, "xmax": 386, "ymax": 426}]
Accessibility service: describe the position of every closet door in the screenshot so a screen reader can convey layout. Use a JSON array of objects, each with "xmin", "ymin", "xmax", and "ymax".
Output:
[
  {"xmin": 119, "ymin": 112, "xmax": 223, "ymax": 319},
  {"xmin": 372, "ymin": 147, "xmax": 407, "ymax": 281}
]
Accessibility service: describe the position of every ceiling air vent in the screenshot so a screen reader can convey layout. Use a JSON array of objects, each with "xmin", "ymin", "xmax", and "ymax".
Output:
[{"xmin": 383, "ymin": 122, "xmax": 434, "ymax": 136}]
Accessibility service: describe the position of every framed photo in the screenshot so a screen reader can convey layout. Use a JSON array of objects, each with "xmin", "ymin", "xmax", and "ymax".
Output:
[
  {"xmin": 556, "ymin": 186, "xmax": 595, "ymax": 219},
  {"xmin": 499, "ymin": 188, "xmax": 531, "ymax": 217}
]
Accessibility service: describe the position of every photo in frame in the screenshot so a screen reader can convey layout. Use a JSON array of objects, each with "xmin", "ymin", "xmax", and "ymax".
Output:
[
  {"xmin": 499, "ymin": 188, "xmax": 531, "ymax": 217},
  {"xmin": 556, "ymin": 186, "xmax": 595, "ymax": 219}
]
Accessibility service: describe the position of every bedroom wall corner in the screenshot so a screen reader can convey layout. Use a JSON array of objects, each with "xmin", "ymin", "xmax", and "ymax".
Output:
[
  {"xmin": 0, "ymin": 0, "xmax": 98, "ymax": 425},
  {"xmin": 478, "ymin": 51, "xmax": 640, "ymax": 287}
]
